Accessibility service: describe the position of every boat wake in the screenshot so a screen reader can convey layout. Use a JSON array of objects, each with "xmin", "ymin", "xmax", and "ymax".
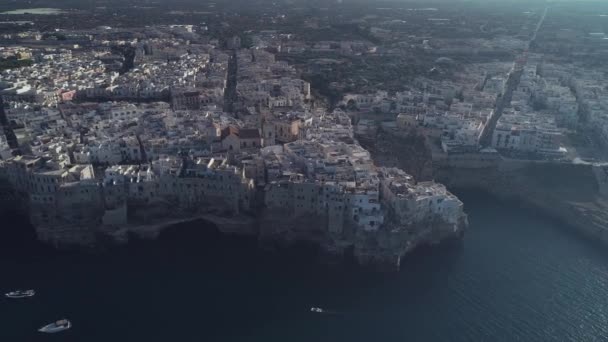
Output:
[{"xmin": 310, "ymin": 307, "xmax": 345, "ymax": 315}]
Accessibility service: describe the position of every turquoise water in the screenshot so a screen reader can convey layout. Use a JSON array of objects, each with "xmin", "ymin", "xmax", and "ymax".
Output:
[{"xmin": 2, "ymin": 192, "xmax": 608, "ymax": 341}]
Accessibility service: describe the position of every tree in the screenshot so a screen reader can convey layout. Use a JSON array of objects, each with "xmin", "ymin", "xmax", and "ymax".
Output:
[
  {"xmin": 390, "ymin": 101, "xmax": 397, "ymax": 112},
  {"xmin": 346, "ymin": 99, "xmax": 358, "ymax": 111}
]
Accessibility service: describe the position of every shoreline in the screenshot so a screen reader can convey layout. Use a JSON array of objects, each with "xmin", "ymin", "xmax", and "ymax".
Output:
[
  {"xmin": 454, "ymin": 187, "xmax": 608, "ymax": 253},
  {"xmin": 367, "ymin": 129, "xmax": 608, "ymax": 250},
  {"xmin": 6, "ymin": 187, "xmax": 601, "ymax": 270},
  {"xmin": 14, "ymin": 206, "xmax": 464, "ymax": 271},
  {"xmin": 435, "ymin": 161, "xmax": 608, "ymax": 248}
]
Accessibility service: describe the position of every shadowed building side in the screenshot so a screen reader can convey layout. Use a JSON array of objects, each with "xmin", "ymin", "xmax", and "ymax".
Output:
[{"xmin": 0, "ymin": 96, "xmax": 19, "ymax": 152}]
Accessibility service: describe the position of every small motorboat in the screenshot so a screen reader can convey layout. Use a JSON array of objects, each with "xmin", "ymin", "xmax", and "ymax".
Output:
[
  {"xmin": 310, "ymin": 307, "xmax": 324, "ymax": 313},
  {"xmin": 38, "ymin": 319, "xmax": 71, "ymax": 333},
  {"xmin": 5, "ymin": 289, "xmax": 35, "ymax": 299}
]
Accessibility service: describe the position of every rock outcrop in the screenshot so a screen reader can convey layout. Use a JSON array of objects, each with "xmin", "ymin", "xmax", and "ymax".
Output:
[{"xmin": 258, "ymin": 206, "xmax": 467, "ymax": 271}]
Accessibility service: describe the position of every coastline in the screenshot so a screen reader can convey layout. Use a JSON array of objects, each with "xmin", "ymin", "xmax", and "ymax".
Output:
[
  {"xmin": 35, "ymin": 169, "xmax": 603, "ymax": 266},
  {"xmin": 366, "ymin": 129, "xmax": 608, "ymax": 249},
  {"xmin": 435, "ymin": 159, "xmax": 608, "ymax": 247},
  {"xmin": 5, "ymin": 201, "xmax": 465, "ymax": 271}
]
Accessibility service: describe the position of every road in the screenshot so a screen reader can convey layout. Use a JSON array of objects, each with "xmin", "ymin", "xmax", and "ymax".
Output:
[
  {"xmin": 478, "ymin": 6, "xmax": 549, "ymax": 147},
  {"xmin": 223, "ymin": 51, "xmax": 238, "ymax": 113},
  {"xmin": 529, "ymin": 6, "xmax": 549, "ymax": 48}
]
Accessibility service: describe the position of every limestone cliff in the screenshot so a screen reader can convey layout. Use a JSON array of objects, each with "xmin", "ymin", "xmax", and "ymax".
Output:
[
  {"xmin": 258, "ymin": 207, "xmax": 467, "ymax": 271},
  {"xmin": 435, "ymin": 158, "xmax": 608, "ymax": 244},
  {"xmin": 368, "ymin": 128, "xmax": 608, "ymax": 244},
  {"xmin": 352, "ymin": 216, "xmax": 467, "ymax": 271},
  {"xmin": 1, "ymin": 171, "xmax": 467, "ymax": 271}
]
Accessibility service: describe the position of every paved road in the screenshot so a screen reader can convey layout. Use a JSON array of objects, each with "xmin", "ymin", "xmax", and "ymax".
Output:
[
  {"xmin": 529, "ymin": 6, "xmax": 549, "ymax": 48},
  {"xmin": 223, "ymin": 51, "xmax": 238, "ymax": 113},
  {"xmin": 478, "ymin": 7, "xmax": 549, "ymax": 147}
]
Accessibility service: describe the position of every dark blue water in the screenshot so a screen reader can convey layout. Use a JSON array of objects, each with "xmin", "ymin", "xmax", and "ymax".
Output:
[{"xmin": 2, "ymin": 192, "xmax": 608, "ymax": 341}]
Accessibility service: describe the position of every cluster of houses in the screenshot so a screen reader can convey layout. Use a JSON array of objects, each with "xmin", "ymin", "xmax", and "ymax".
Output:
[
  {"xmin": 345, "ymin": 53, "xmax": 578, "ymax": 159},
  {"xmin": 0, "ymin": 38, "xmax": 229, "ymax": 111},
  {"xmin": 1, "ymin": 48, "xmax": 115, "ymax": 106},
  {"xmin": 0, "ymin": 39, "xmax": 464, "ymax": 251}
]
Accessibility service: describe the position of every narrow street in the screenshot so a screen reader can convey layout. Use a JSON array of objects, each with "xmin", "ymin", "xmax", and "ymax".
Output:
[
  {"xmin": 223, "ymin": 51, "xmax": 238, "ymax": 113},
  {"xmin": 478, "ymin": 6, "xmax": 548, "ymax": 147},
  {"xmin": 0, "ymin": 96, "xmax": 18, "ymax": 150}
]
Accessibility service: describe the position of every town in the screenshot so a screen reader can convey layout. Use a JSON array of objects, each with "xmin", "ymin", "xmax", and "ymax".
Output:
[{"xmin": 1, "ymin": 0, "xmax": 608, "ymax": 269}]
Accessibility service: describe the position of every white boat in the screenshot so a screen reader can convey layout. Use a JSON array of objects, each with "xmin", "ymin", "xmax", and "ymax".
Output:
[
  {"xmin": 5, "ymin": 289, "xmax": 35, "ymax": 298},
  {"xmin": 310, "ymin": 307, "xmax": 324, "ymax": 313},
  {"xmin": 38, "ymin": 319, "xmax": 71, "ymax": 333}
]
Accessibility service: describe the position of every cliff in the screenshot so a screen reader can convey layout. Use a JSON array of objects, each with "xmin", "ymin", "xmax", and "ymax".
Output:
[
  {"xmin": 1, "ymin": 105, "xmax": 469, "ymax": 272},
  {"xmin": 258, "ymin": 207, "xmax": 467, "ymax": 271},
  {"xmin": 370, "ymin": 128, "xmax": 608, "ymax": 244},
  {"xmin": 9, "ymin": 193, "xmax": 465, "ymax": 271},
  {"xmin": 435, "ymin": 158, "xmax": 608, "ymax": 244}
]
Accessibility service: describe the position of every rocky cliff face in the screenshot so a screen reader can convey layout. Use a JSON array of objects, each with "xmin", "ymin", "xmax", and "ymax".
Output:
[
  {"xmin": 0, "ymin": 180, "xmax": 38, "ymax": 251},
  {"xmin": 258, "ymin": 207, "xmax": 467, "ymax": 271},
  {"xmin": 435, "ymin": 159, "xmax": 608, "ymax": 244},
  {"xmin": 351, "ymin": 216, "xmax": 468, "ymax": 271},
  {"xmin": 367, "ymin": 129, "xmax": 608, "ymax": 244}
]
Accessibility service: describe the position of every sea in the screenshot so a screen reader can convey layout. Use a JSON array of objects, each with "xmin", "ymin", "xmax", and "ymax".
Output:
[{"xmin": 2, "ymin": 191, "xmax": 608, "ymax": 342}]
